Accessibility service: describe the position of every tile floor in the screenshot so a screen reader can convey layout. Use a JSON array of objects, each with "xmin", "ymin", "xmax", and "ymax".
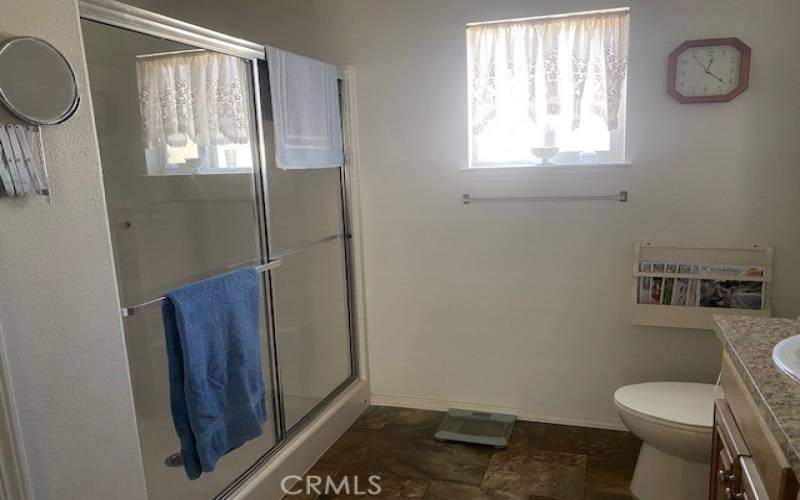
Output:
[{"xmin": 293, "ymin": 406, "xmax": 641, "ymax": 499}]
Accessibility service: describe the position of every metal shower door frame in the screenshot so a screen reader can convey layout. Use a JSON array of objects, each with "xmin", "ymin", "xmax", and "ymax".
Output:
[{"xmin": 78, "ymin": 1, "xmax": 360, "ymax": 497}]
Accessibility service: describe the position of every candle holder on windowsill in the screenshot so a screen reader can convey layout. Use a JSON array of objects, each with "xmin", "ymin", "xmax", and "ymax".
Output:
[{"xmin": 531, "ymin": 146, "xmax": 560, "ymax": 165}]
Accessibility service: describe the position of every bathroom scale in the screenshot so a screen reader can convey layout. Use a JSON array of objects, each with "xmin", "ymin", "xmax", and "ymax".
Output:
[{"xmin": 434, "ymin": 408, "xmax": 516, "ymax": 449}]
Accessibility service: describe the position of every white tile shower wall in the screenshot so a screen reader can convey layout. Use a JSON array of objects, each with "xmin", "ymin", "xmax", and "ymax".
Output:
[{"xmin": 0, "ymin": 0, "xmax": 147, "ymax": 498}]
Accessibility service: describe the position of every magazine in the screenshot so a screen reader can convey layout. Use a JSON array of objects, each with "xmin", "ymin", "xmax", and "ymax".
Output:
[
  {"xmin": 662, "ymin": 264, "xmax": 676, "ymax": 304},
  {"xmin": 650, "ymin": 277, "xmax": 663, "ymax": 304},
  {"xmin": 671, "ymin": 264, "xmax": 692, "ymax": 306},
  {"xmin": 671, "ymin": 278, "xmax": 689, "ymax": 306},
  {"xmin": 699, "ymin": 280, "xmax": 763, "ymax": 310},
  {"xmin": 662, "ymin": 277, "xmax": 674, "ymax": 304},
  {"xmin": 686, "ymin": 264, "xmax": 700, "ymax": 306},
  {"xmin": 638, "ymin": 262, "xmax": 652, "ymax": 304},
  {"xmin": 637, "ymin": 261, "xmax": 764, "ymax": 309},
  {"xmin": 699, "ymin": 264, "xmax": 765, "ymax": 277}
]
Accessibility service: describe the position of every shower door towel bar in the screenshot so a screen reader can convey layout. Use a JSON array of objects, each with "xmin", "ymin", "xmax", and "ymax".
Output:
[
  {"xmin": 120, "ymin": 260, "xmax": 282, "ymax": 317},
  {"xmin": 270, "ymin": 233, "xmax": 348, "ymax": 260},
  {"xmin": 462, "ymin": 190, "xmax": 628, "ymax": 204}
]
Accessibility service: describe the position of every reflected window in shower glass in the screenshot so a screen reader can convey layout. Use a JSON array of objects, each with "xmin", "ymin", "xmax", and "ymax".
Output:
[
  {"xmin": 82, "ymin": 20, "xmax": 263, "ymax": 305},
  {"xmin": 82, "ymin": 19, "xmax": 276, "ymax": 500},
  {"xmin": 136, "ymin": 49, "xmax": 254, "ymax": 175}
]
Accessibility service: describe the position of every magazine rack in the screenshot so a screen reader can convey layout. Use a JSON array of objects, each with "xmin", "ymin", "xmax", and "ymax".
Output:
[{"xmin": 632, "ymin": 241, "xmax": 772, "ymax": 330}]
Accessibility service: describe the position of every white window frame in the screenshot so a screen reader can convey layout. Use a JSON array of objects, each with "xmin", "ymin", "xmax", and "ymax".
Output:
[
  {"xmin": 465, "ymin": 9, "xmax": 630, "ymax": 171},
  {"xmin": 144, "ymin": 141, "xmax": 255, "ymax": 176}
]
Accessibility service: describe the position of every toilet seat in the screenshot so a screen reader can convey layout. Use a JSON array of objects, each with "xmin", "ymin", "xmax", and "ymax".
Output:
[{"xmin": 614, "ymin": 382, "xmax": 716, "ymax": 433}]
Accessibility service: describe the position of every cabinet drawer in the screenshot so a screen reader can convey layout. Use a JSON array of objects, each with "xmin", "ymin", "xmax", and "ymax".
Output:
[
  {"xmin": 715, "ymin": 399, "xmax": 749, "ymax": 459},
  {"xmin": 740, "ymin": 456, "xmax": 770, "ymax": 500},
  {"xmin": 720, "ymin": 352, "xmax": 800, "ymax": 500},
  {"xmin": 712, "ymin": 399, "xmax": 750, "ymax": 500}
]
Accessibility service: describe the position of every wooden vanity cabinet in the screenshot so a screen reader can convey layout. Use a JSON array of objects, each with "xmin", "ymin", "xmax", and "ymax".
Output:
[
  {"xmin": 740, "ymin": 457, "xmax": 772, "ymax": 500},
  {"xmin": 711, "ymin": 399, "xmax": 749, "ymax": 500},
  {"xmin": 709, "ymin": 352, "xmax": 800, "ymax": 500}
]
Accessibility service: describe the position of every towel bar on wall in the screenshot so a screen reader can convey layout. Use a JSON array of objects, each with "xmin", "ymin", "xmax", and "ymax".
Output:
[
  {"xmin": 120, "ymin": 260, "xmax": 282, "ymax": 317},
  {"xmin": 462, "ymin": 190, "xmax": 628, "ymax": 204}
]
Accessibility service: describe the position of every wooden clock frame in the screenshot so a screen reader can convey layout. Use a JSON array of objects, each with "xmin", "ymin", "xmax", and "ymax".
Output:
[{"xmin": 667, "ymin": 37, "xmax": 751, "ymax": 104}]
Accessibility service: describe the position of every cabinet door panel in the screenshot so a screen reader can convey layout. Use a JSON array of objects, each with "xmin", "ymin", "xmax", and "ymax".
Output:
[
  {"xmin": 711, "ymin": 399, "xmax": 750, "ymax": 500},
  {"xmin": 721, "ymin": 353, "xmax": 800, "ymax": 500},
  {"xmin": 740, "ymin": 457, "xmax": 770, "ymax": 500}
]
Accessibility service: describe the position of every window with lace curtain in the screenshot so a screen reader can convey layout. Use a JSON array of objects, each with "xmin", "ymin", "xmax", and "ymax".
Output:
[
  {"xmin": 136, "ymin": 50, "xmax": 255, "ymax": 175},
  {"xmin": 467, "ymin": 8, "xmax": 630, "ymax": 168}
]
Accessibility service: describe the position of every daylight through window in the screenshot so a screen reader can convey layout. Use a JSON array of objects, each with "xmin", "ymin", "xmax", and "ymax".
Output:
[{"xmin": 467, "ymin": 8, "xmax": 630, "ymax": 167}]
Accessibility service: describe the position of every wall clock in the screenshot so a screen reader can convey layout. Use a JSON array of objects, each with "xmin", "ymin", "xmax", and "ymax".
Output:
[{"xmin": 667, "ymin": 38, "xmax": 751, "ymax": 103}]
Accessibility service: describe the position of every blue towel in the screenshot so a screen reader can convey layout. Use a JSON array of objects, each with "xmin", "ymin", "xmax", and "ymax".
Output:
[{"xmin": 161, "ymin": 267, "xmax": 267, "ymax": 479}]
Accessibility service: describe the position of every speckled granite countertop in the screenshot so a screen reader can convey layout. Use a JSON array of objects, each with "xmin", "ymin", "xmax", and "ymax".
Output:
[{"xmin": 713, "ymin": 315, "xmax": 800, "ymax": 478}]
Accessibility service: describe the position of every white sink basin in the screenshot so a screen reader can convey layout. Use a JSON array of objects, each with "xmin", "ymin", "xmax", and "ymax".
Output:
[{"xmin": 773, "ymin": 335, "xmax": 800, "ymax": 382}]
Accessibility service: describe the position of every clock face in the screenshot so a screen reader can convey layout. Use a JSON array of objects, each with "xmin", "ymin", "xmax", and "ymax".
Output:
[
  {"xmin": 675, "ymin": 45, "xmax": 741, "ymax": 97},
  {"xmin": 668, "ymin": 38, "xmax": 751, "ymax": 103}
]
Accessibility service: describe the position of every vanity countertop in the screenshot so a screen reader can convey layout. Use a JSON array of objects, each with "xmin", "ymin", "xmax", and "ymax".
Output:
[{"xmin": 713, "ymin": 315, "xmax": 800, "ymax": 478}]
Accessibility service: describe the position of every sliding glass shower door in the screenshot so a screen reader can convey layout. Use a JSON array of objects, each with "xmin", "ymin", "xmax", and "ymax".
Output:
[
  {"xmin": 262, "ymin": 147, "xmax": 354, "ymax": 430},
  {"xmin": 81, "ymin": 20, "xmax": 278, "ymax": 500},
  {"xmin": 81, "ymin": 4, "xmax": 356, "ymax": 498}
]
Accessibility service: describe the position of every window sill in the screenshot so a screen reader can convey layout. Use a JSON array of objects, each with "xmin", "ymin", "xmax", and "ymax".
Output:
[{"xmin": 460, "ymin": 161, "xmax": 631, "ymax": 178}]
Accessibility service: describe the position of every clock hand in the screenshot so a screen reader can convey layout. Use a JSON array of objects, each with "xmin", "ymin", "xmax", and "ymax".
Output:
[
  {"xmin": 707, "ymin": 70, "xmax": 725, "ymax": 84},
  {"xmin": 692, "ymin": 53, "xmax": 725, "ymax": 83}
]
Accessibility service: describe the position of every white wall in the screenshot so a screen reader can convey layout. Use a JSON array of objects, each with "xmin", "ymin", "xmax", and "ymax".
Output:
[
  {"xmin": 126, "ymin": 0, "xmax": 800, "ymax": 427},
  {"xmin": 247, "ymin": 0, "xmax": 800, "ymax": 427},
  {"xmin": 0, "ymin": 1, "xmax": 795, "ymax": 497},
  {"xmin": 6, "ymin": 9, "xmax": 793, "ymax": 495},
  {"xmin": 0, "ymin": 1, "xmax": 147, "ymax": 498}
]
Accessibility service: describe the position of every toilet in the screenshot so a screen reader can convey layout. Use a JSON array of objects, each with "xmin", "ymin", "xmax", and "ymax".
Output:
[{"xmin": 614, "ymin": 382, "xmax": 719, "ymax": 500}]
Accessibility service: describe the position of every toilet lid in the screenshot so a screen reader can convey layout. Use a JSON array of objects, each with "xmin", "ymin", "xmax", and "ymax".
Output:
[{"xmin": 614, "ymin": 382, "xmax": 717, "ymax": 429}]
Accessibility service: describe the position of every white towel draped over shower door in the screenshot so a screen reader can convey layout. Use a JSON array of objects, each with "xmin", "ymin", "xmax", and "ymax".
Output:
[{"xmin": 266, "ymin": 46, "xmax": 344, "ymax": 170}]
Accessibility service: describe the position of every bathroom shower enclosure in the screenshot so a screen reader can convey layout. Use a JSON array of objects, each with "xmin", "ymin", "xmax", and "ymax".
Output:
[{"xmin": 79, "ymin": 1, "xmax": 359, "ymax": 498}]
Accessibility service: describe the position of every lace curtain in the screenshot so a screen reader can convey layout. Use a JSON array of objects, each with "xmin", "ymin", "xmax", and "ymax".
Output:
[
  {"xmin": 136, "ymin": 50, "xmax": 250, "ymax": 151},
  {"xmin": 468, "ymin": 9, "xmax": 629, "ymax": 139}
]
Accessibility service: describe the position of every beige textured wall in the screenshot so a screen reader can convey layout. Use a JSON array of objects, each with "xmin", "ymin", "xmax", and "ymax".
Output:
[{"xmin": 0, "ymin": 0, "xmax": 147, "ymax": 498}]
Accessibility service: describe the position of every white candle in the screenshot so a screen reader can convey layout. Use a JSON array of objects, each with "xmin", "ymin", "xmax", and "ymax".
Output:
[{"xmin": 544, "ymin": 126, "xmax": 556, "ymax": 147}]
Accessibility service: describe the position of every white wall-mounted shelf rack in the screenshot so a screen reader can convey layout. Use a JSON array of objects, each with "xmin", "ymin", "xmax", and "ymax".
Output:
[{"xmin": 632, "ymin": 241, "xmax": 772, "ymax": 330}]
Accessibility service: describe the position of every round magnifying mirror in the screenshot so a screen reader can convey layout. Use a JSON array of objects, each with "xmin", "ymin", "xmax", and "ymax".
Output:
[{"xmin": 0, "ymin": 37, "xmax": 79, "ymax": 126}]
